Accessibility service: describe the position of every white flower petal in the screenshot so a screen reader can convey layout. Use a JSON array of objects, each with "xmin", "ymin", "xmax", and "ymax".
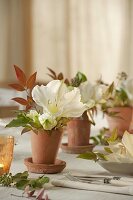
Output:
[
  {"xmin": 79, "ymin": 81, "xmax": 94, "ymax": 103},
  {"xmin": 60, "ymin": 87, "xmax": 87, "ymax": 118},
  {"xmin": 122, "ymin": 131, "xmax": 133, "ymax": 157},
  {"xmin": 79, "ymin": 81, "xmax": 107, "ymax": 107},
  {"xmin": 32, "ymin": 85, "xmax": 49, "ymax": 112},
  {"xmin": 27, "ymin": 110, "xmax": 39, "ymax": 119}
]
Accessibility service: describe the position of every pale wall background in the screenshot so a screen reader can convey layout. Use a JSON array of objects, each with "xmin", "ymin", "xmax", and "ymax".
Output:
[{"xmin": 0, "ymin": 0, "xmax": 133, "ymax": 85}]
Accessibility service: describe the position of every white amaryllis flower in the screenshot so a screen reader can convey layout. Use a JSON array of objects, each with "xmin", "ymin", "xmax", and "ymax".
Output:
[
  {"xmin": 39, "ymin": 113, "xmax": 57, "ymax": 130},
  {"xmin": 32, "ymin": 80, "xmax": 87, "ymax": 119},
  {"xmin": 79, "ymin": 81, "xmax": 107, "ymax": 108},
  {"xmin": 106, "ymin": 131, "xmax": 133, "ymax": 163}
]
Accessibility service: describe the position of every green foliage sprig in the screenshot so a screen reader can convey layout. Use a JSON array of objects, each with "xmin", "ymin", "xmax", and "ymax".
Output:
[
  {"xmin": 6, "ymin": 111, "xmax": 42, "ymax": 134},
  {"xmin": 100, "ymin": 72, "xmax": 131, "ymax": 115},
  {"xmin": 71, "ymin": 72, "xmax": 87, "ymax": 87},
  {"xmin": 47, "ymin": 68, "xmax": 87, "ymax": 87},
  {"xmin": 77, "ymin": 151, "xmax": 108, "ymax": 161},
  {"xmin": 0, "ymin": 171, "xmax": 50, "ymax": 199},
  {"xmin": 78, "ymin": 129, "xmax": 119, "ymax": 162},
  {"xmin": 90, "ymin": 127, "xmax": 109, "ymax": 145},
  {"xmin": 0, "ymin": 171, "xmax": 49, "ymax": 190}
]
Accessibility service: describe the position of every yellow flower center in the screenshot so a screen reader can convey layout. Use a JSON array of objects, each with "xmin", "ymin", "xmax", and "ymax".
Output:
[{"xmin": 48, "ymin": 103, "xmax": 58, "ymax": 114}]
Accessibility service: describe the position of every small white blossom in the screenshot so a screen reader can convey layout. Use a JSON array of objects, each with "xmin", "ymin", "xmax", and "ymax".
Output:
[
  {"xmin": 27, "ymin": 110, "xmax": 40, "ymax": 123},
  {"xmin": 39, "ymin": 113, "xmax": 57, "ymax": 130},
  {"xmin": 79, "ymin": 81, "xmax": 107, "ymax": 108}
]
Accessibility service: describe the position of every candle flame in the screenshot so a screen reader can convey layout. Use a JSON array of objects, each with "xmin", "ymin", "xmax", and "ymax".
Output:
[{"xmin": 0, "ymin": 164, "xmax": 4, "ymax": 168}]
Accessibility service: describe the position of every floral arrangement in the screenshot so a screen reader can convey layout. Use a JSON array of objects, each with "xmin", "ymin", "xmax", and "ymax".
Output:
[
  {"xmin": 78, "ymin": 130, "xmax": 133, "ymax": 163},
  {"xmin": 100, "ymin": 72, "xmax": 133, "ymax": 115},
  {"xmin": 47, "ymin": 68, "xmax": 112, "ymax": 124},
  {"xmin": 6, "ymin": 66, "xmax": 88, "ymax": 133}
]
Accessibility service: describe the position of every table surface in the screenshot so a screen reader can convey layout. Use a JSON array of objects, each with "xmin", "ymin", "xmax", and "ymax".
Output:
[{"xmin": 0, "ymin": 115, "xmax": 133, "ymax": 200}]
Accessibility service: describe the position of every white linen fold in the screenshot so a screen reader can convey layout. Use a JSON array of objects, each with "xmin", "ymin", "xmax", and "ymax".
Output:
[{"xmin": 51, "ymin": 179, "xmax": 133, "ymax": 196}]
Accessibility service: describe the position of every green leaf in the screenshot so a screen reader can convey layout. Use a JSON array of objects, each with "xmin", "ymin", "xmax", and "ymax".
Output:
[
  {"xmin": 0, "ymin": 171, "xmax": 49, "ymax": 192},
  {"xmin": 103, "ymin": 82, "xmax": 114, "ymax": 99},
  {"xmin": 96, "ymin": 153, "xmax": 107, "ymax": 161},
  {"xmin": 21, "ymin": 127, "xmax": 32, "ymax": 135},
  {"xmin": 76, "ymin": 72, "xmax": 87, "ymax": 83},
  {"xmin": 29, "ymin": 176, "xmax": 49, "ymax": 189},
  {"xmin": 118, "ymin": 88, "xmax": 128, "ymax": 103},
  {"xmin": 90, "ymin": 136, "xmax": 99, "ymax": 145},
  {"xmin": 6, "ymin": 116, "xmax": 30, "ymax": 128},
  {"xmin": 13, "ymin": 171, "xmax": 29, "ymax": 182},
  {"xmin": 104, "ymin": 147, "xmax": 113, "ymax": 153},
  {"xmin": 38, "ymin": 177, "xmax": 49, "ymax": 185},
  {"xmin": 29, "ymin": 179, "xmax": 38, "ymax": 188},
  {"xmin": 106, "ymin": 128, "xmax": 118, "ymax": 143},
  {"xmin": 77, "ymin": 152, "xmax": 97, "ymax": 161},
  {"xmin": 21, "ymin": 171, "xmax": 29, "ymax": 178},
  {"xmin": 71, "ymin": 72, "xmax": 87, "ymax": 87},
  {"xmin": 16, "ymin": 179, "xmax": 30, "ymax": 190}
]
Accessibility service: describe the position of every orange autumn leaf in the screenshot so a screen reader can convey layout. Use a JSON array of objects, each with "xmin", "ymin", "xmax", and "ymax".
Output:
[
  {"xmin": 14, "ymin": 65, "xmax": 27, "ymax": 86},
  {"xmin": 27, "ymin": 72, "xmax": 37, "ymax": 89},
  {"xmin": 26, "ymin": 104, "xmax": 32, "ymax": 110},
  {"xmin": 12, "ymin": 97, "xmax": 28, "ymax": 105},
  {"xmin": 9, "ymin": 83, "xmax": 25, "ymax": 91}
]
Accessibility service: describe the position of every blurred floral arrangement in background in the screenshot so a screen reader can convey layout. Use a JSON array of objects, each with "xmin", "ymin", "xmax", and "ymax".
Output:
[
  {"xmin": 78, "ymin": 130, "xmax": 133, "ymax": 163},
  {"xmin": 99, "ymin": 72, "xmax": 133, "ymax": 115}
]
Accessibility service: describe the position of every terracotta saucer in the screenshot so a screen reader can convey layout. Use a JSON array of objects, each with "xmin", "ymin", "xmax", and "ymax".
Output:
[
  {"xmin": 61, "ymin": 143, "xmax": 95, "ymax": 154},
  {"xmin": 24, "ymin": 157, "xmax": 66, "ymax": 174}
]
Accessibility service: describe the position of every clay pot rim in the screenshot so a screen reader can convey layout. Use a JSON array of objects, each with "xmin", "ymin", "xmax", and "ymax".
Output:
[
  {"xmin": 24, "ymin": 157, "xmax": 66, "ymax": 174},
  {"xmin": 107, "ymin": 106, "xmax": 133, "ymax": 109},
  {"xmin": 24, "ymin": 157, "xmax": 66, "ymax": 167},
  {"xmin": 69, "ymin": 118, "xmax": 90, "ymax": 122},
  {"xmin": 61, "ymin": 143, "xmax": 95, "ymax": 154},
  {"xmin": 32, "ymin": 128, "xmax": 63, "ymax": 135}
]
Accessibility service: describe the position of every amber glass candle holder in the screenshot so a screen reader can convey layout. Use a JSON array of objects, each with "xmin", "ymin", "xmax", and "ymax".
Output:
[{"xmin": 0, "ymin": 136, "xmax": 14, "ymax": 175}]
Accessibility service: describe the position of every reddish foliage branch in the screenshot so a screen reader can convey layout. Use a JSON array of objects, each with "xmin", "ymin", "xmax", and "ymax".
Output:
[{"xmin": 9, "ymin": 65, "xmax": 37, "ymax": 110}]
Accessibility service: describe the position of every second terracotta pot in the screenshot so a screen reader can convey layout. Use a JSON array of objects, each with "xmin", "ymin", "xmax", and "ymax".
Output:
[
  {"xmin": 106, "ymin": 107, "xmax": 133, "ymax": 136},
  {"xmin": 31, "ymin": 129, "xmax": 63, "ymax": 164},
  {"xmin": 67, "ymin": 118, "xmax": 91, "ymax": 146}
]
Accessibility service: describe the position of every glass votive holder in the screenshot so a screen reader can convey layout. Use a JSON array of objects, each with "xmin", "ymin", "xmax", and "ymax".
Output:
[{"xmin": 0, "ymin": 135, "xmax": 14, "ymax": 175}]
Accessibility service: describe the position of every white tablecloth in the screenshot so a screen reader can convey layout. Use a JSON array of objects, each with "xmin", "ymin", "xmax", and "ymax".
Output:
[{"xmin": 0, "ymin": 115, "xmax": 133, "ymax": 200}]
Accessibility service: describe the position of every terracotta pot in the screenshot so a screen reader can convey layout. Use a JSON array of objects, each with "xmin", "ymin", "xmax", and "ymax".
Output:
[
  {"xmin": 31, "ymin": 129, "xmax": 63, "ymax": 164},
  {"xmin": 67, "ymin": 118, "xmax": 91, "ymax": 146},
  {"xmin": 106, "ymin": 107, "xmax": 133, "ymax": 136}
]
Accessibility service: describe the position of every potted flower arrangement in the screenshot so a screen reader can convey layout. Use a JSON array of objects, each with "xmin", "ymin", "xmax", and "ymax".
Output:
[
  {"xmin": 47, "ymin": 69, "xmax": 110, "ymax": 153},
  {"xmin": 100, "ymin": 72, "xmax": 133, "ymax": 137},
  {"xmin": 6, "ymin": 66, "xmax": 87, "ymax": 173},
  {"xmin": 65, "ymin": 72, "xmax": 93, "ymax": 150},
  {"xmin": 66, "ymin": 74, "xmax": 106, "ymax": 149}
]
